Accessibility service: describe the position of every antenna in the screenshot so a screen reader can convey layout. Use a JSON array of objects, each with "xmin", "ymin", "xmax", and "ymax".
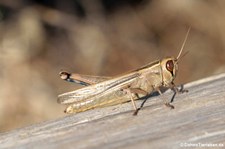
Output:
[{"xmin": 177, "ymin": 27, "xmax": 191, "ymax": 60}]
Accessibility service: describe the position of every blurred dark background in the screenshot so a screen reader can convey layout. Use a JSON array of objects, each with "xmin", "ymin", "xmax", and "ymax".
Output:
[{"xmin": 0, "ymin": 0, "xmax": 225, "ymax": 132}]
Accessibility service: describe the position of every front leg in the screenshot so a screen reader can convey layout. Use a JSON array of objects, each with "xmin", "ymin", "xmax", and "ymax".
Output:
[
  {"xmin": 170, "ymin": 82, "xmax": 188, "ymax": 94},
  {"xmin": 156, "ymin": 88, "xmax": 174, "ymax": 109},
  {"xmin": 122, "ymin": 86, "xmax": 148, "ymax": 116},
  {"xmin": 168, "ymin": 82, "xmax": 188, "ymax": 104}
]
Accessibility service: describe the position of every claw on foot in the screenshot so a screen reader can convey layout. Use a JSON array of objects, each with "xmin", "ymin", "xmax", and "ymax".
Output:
[{"xmin": 165, "ymin": 103, "xmax": 174, "ymax": 109}]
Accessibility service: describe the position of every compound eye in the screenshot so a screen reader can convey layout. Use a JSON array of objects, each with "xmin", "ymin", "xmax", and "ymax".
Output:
[{"xmin": 166, "ymin": 60, "xmax": 174, "ymax": 72}]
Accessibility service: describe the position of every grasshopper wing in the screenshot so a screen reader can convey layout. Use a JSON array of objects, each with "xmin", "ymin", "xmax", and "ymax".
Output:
[{"xmin": 58, "ymin": 72, "xmax": 140, "ymax": 104}]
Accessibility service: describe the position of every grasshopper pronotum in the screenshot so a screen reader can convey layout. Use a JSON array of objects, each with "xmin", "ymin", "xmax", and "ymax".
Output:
[{"xmin": 58, "ymin": 28, "xmax": 190, "ymax": 115}]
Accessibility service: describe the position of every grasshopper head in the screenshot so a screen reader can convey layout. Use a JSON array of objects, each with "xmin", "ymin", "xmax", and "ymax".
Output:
[
  {"xmin": 161, "ymin": 57, "xmax": 178, "ymax": 86},
  {"xmin": 161, "ymin": 27, "xmax": 190, "ymax": 86}
]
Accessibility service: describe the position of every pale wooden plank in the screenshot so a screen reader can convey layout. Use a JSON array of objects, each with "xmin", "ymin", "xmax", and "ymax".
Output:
[{"xmin": 0, "ymin": 73, "xmax": 225, "ymax": 149}]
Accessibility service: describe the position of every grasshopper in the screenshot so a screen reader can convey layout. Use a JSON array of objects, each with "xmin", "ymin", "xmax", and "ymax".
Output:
[{"xmin": 58, "ymin": 28, "xmax": 190, "ymax": 115}]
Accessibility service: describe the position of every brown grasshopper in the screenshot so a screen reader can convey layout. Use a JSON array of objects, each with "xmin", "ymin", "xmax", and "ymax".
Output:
[{"xmin": 58, "ymin": 28, "xmax": 190, "ymax": 115}]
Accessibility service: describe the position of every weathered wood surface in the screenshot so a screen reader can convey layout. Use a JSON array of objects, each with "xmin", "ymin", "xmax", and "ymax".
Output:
[{"xmin": 1, "ymin": 73, "xmax": 225, "ymax": 149}]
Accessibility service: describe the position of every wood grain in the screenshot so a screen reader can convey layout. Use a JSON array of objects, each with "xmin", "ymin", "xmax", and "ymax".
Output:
[{"xmin": 1, "ymin": 73, "xmax": 225, "ymax": 149}]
